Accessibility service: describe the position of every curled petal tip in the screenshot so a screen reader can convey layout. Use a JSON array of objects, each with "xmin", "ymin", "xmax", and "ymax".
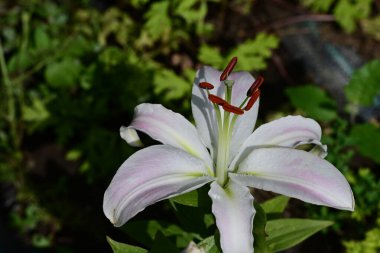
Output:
[{"xmin": 120, "ymin": 126, "xmax": 144, "ymax": 147}]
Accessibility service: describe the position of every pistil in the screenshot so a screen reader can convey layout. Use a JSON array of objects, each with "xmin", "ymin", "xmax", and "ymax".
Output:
[{"xmin": 198, "ymin": 58, "xmax": 264, "ymax": 186}]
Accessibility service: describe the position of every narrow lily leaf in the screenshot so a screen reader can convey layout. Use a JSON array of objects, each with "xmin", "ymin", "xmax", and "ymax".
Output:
[
  {"xmin": 266, "ymin": 219, "xmax": 333, "ymax": 252},
  {"xmin": 198, "ymin": 235, "xmax": 221, "ymax": 253},
  {"xmin": 106, "ymin": 236, "xmax": 147, "ymax": 253},
  {"xmin": 150, "ymin": 232, "xmax": 179, "ymax": 253},
  {"xmin": 253, "ymin": 203, "xmax": 272, "ymax": 253},
  {"xmin": 261, "ymin": 196, "xmax": 290, "ymax": 214}
]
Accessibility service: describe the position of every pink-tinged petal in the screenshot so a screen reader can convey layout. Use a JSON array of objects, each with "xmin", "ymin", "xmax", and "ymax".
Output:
[
  {"xmin": 103, "ymin": 145, "xmax": 214, "ymax": 227},
  {"xmin": 192, "ymin": 66, "xmax": 224, "ymax": 156},
  {"xmin": 228, "ymin": 72, "xmax": 260, "ymax": 162},
  {"xmin": 208, "ymin": 181, "xmax": 255, "ymax": 253},
  {"xmin": 121, "ymin": 103, "xmax": 213, "ymax": 167},
  {"xmin": 230, "ymin": 115, "xmax": 324, "ymax": 170},
  {"xmin": 230, "ymin": 148, "xmax": 354, "ymax": 211}
]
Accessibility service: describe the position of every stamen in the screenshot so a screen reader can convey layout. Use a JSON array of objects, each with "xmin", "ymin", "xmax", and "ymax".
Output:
[
  {"xmin": 208, "ymin": 94, "xmax": 227, "ymax": 105},
  {"xmin": 220, "ymin": 57, "xmax": 238, "ymax": 81},
  {"xmin": 222, "ymin": 103, "xmax": 244, "ymax": 115},
  {"xmin": 199, "ymin": 82, "xmax": 214, "ymax": 90},
  {"xmin": 244, "ymin": 89, "xmax": 261, "ymax": 111},
  {"xmin": 246, "ymin": 76, "xmax": 264, "ymax": 97}
]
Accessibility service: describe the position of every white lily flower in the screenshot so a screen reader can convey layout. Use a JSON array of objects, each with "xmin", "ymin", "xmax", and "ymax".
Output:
[{"xmin": 103, "ymin": 58, "xmax": 354, "ymax": 253}]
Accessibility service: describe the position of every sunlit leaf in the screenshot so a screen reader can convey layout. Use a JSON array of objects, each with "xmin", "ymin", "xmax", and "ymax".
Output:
[
  {"xmin": 266, "ymin": 219, "xmax": 333, "ymax": 252},
  {"xmin": 261, "ymin": 196, "xmax": 290, "ymax": 215},
  {"xmin": 286, "ymin": 85, "xmax": 337, "ymax": 121},
  {"xmin": 106, "ymin": 236, "xmax": 147, "ymax": 253}
]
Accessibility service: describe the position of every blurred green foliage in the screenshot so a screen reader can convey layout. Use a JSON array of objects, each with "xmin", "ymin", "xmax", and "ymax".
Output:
[{"xmin": 300, "ymin": 0, "xmax": 373, "ymax": 33}]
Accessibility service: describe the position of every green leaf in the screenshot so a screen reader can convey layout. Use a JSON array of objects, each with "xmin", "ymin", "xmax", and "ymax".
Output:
[
  {"xmin": 253, "ymin": 203, "xmax": 271, "ymax": 253},
  {"xmin": 153, "ymin": 69, "xmax": 191, "ymax": 102},
  {"xmin": 45, "ymin": 58, "xmax": 82, "ymax": 88},
  {"xmin": 334, "ymin": 0, "xmax": 372, "ymax": 33},
  {"xmin": 123, "ymin": 220, "xmax": 199, "ymax": 248},
  {"xmin": 150, "ymin": 232, "xmax": 179, "ymax": 253},
  {"xmin": 198, "ymin": 235, "xmax": 221, "ymax": 253},
  {"xmin": 301, "ymin": 0, "xmax": 335, "ymax": 12},
  {"xmin": 170, "ymin": 186, "xmax": 211, "ymax": 207},
  {"xmin": 227, "ymin": 33, "xmax": 279, "ymax": 71},
  {"xmin": 106, "ymin": 236, "xmax": 148, "ymax": 253},
  {"xmin": 266, "ymin": 219, "xmax": 333, "ymax": 252},
  {"xmin": 349, "ymin": 123, "xmax": 380, "ymax": 164},
  {"xmin": 34, "ymin": 27, "xmax": 51, "ymax": 50},
  {"xmin": 144, "ymin": 1, "xmax": 171, "ymax": 41},
  {"xmin": 344, "ymin": 60, "xmax": 380, "ymax": 106},
  {"xmin": 261, "ymin": 196, "xmax": 290, "ymax": 214},
  {"xmin": 198, "ymin": 45, "xmax": 224, "ymax": 68},
  {"xmin": 285, "ymin": 85, "xmax": 337, "ymax": 121}
]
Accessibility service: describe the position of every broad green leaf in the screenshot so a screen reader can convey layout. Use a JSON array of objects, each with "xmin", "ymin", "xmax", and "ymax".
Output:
[
  {"xmin": 349, "ymin": 123, "xmax": 380, "ymax": 164},
  {"xmin": 150, "ymin": 232, "xmax": 179, "ymax": 253},
  {"xmin": 45, "ymin": 58, "xmax": 82, "ymax": 88},
  {"xmin": 266, "ymin": 219, "xmax": 333, "ymax": 252},
  {"xmin": 286, "ymin": 85, "xmax": 337, "ymax": 121},
  {"xmin": 106, "ymin": 236, "xmax": 147, "ymax": 253},
  {"xmin": 345, "ymin": 60, "xmax": 380, "ymax": 106},
  {"xmin": 261, "ymin": 196, "xmax": 290, "ymax": 214},
  {"xmin": 198, "ymin": 235, "xmax": 221, "ymax": 253},
  {"xmin": 253, "ymin": 203, "xmax": 271, "ymax": 253}
]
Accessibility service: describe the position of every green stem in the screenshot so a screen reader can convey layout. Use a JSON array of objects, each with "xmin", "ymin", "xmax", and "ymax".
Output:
[{"xmin": 0, "ymin": 39, "xmax": 17, "ymax": 148}]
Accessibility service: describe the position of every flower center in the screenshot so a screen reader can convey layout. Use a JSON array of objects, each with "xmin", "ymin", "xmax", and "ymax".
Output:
[{"xmin": 198, "ymin": 57, "xmax": 264, "ymax": 186}]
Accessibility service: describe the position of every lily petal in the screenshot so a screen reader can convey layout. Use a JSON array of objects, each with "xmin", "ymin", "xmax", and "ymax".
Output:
[
  {"xmin": 103, "ymin": 145, "xmax": 214, "ymax": 227},
  {"xmin": 192, "ymin": 66, "xmax": 224, "ymax": 156},
  {"xmin": 208, "ymin": 181, "xmax": 255, "ymax": 253},
  {"xmin": 121, "ymin": 103, "xmax": 213, "ymax": 167},
  {"xmin": 230, "ymin": 115, "xmax": 324, "ymax": 170},
  {"xmin": 230, "ymin": 148, "xmax": 354, "ymax": 211},
  {"xmin": 228, "ymin": 71, "xmax": 259, "ymax": 161}
]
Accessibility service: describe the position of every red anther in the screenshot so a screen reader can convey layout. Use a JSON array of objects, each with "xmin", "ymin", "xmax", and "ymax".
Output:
[
  {"xmin": 222, "ymin": 103, "xmax": 244, "ymax": 115},
  {"xmin": 208, "ymin": 94, "xmax": 227, "ymax": 105},
  {"xmin": 244, "ymin": 89, "xmax": 261, "ymax": 111},
  {"xmin": 246, "ymin": 76, "xmax": 264, "ymax": 97},
  {"xmin": 199, "ymin": 82, "xmax": 214, "ymax": 90},
  {"xmin": 220, "ymin": 57, "xmax": 238, "ymax": 81}
]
